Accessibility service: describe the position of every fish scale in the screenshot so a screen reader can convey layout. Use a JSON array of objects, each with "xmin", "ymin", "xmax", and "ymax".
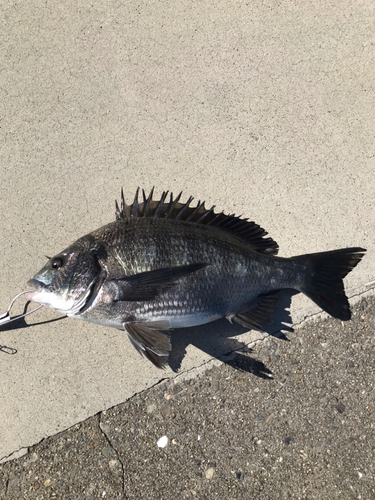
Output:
[
  {"xmin": 26, "ymin": 188, "xmax": 366, "ymax": 368},
  {"xmin": 86, "ymin": 218, "xmax": 278, "ymax": 318}
]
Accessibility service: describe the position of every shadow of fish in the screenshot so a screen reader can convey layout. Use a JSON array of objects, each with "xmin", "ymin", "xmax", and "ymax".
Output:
[{"xmin": 27, "ymin": 188, "xmax": 366, "ymax": 368}]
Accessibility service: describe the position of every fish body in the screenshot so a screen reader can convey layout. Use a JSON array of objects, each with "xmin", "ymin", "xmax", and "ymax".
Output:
[{"xmin": 27, "ymin": 189, "xmax": 366, "ymax": 368}]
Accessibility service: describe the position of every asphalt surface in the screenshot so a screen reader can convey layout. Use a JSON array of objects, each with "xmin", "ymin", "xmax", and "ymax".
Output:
[{"xmin": 0, "ymin": 295, "xmax": 374, "ymax": 500}]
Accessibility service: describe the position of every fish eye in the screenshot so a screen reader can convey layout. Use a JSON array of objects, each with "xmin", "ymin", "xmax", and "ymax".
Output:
[{"xmin": 50, "ymin": 257, "xmax": 63, "ymax": 270}]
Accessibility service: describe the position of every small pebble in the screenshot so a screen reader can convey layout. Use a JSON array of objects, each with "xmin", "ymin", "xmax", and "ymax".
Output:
[
  {"xmin": 336, "ymin": 402, "xmax": 346, "ymax": 414},
  {"xmin": 205, "ymin": 467, "xmax": 215, "ymax": 479},
  {"xmin": 146, "ymin": 404, "xmax": 157, "ymax": 414},
  {"xmin": 160, "ymin": 404, "xmax": 171, "ymax": 418},
  {"xmin": 101, "ymin": 447, "xmax": 114, "ymax": 458},
  {"xmin": 157, "ymin": 436, "xmax": 168, "ymax": 448},
  {"xmin": 212, "ymin": 380, "xmax": 220, "ymax": 391}
]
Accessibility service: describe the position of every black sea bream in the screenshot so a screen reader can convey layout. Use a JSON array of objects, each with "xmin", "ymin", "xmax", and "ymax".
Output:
[{"xmin": 27, "ymin": 189, "xmax": 366, "ymax": 368}]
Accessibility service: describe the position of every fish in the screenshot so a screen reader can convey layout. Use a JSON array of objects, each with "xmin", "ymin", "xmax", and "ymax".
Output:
[{"xmin": 27, "ymin": 188, "xmax": 366, "ymax": 368}]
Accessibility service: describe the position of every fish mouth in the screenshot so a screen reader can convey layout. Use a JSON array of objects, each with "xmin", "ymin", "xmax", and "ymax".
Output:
[
  {"xmin": 27, "ymin": 279, "xmax": 45, "ymax": 290},
  {"xmin": 25, "ymin": 268, "xmax": 107, "ymax": 315},
  {"xmin": 26, "ymin": 279, "xmax": 45, "ymax": 301}
]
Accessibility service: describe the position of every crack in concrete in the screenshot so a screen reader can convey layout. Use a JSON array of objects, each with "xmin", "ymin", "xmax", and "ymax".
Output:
[
  {"xmin": 97, "ymin": 413, "xmax": 126, "ymax": 499},
  {"xmin": 4, "ymin": 477, "xmax": 9, "ymax": 496}
]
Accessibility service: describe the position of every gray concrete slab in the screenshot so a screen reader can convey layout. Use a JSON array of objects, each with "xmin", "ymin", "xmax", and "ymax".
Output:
[{"xmin": 0, "ymin": 0, "xmax": 374, "ymax": 464}]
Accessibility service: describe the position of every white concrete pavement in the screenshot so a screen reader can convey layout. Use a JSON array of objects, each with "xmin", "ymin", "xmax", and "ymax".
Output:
[{"xmin": 0, "ymin": 0, "xmax": 374, "ymax": 462}]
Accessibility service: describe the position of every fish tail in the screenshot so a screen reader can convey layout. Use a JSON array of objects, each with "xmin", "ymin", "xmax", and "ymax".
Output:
[{"xmin": 294, "ymin": 247, "xmax": 366, "ymax": 320}]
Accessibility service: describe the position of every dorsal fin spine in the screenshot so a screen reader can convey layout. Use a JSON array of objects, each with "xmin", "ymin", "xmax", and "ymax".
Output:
[
  {"xmin": 154, "ymin": 191, "xmax": 169, "ymax": 218},
  {"xmin": 202, "ymin": 206, "xmax": 217, "ymax": 224},
  {"xmin": 131, "ymin": 188, "xmax": 140, "ymax": 218},
  {"xmin": 114, "ymin": 188, "xmax": 279, "ymax": 255},
  {"xmin": 175, "ymin": 196, "xmax": 194, "ymax": 220},
  {"xmin": 142, "ymin": 187, "xmax": 154, "ymax": 217},
  {"xmin": 115, "ymin": 200, "xmax": 121, "ymax": 220},
  {"xmin": 165, "ymin": 191, "xmax": 183, "ymax": 218},
  {"xmin": 186, "ymin": 201, "xmax": 205, "ymax": 222},
  {"xmin": 121, "ymin": 187, "xmax": 127, "ymax": 220}
]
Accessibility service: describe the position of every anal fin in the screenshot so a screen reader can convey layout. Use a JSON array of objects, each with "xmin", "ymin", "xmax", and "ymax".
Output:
[
  {"xmin": 124, "ymin": 321, "xmax": 171, "ymax": 369},
  {"xmin": 229, "ymin": 292, "xmax": 280, "ymax": 331}
]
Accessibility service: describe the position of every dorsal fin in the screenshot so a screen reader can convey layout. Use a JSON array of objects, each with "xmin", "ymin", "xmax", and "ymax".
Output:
[{"xmin": 115, "ymin": 188, "xmax": 279, "ymax": 255}]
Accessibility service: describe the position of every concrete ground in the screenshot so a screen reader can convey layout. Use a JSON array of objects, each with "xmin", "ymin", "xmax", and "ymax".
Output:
[{"xmin": 0, "ymin": 0, "xmax": 374, "ymax": 494}]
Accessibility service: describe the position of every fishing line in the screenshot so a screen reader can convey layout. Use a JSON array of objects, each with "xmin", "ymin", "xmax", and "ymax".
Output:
[
  {"xmin": 0, "ymin": 290, "xmax": 43, "ymax": 326},
  {"xmin": 0, "ymin": 291, "xmax": 44, "ymax": 353},
  {"xmin": 0, "ymin": 291, "xmax": 44, "ymax": 325}
]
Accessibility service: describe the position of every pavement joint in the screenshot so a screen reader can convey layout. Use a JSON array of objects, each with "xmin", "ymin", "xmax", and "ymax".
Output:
[
  {"xmin": 0, "ymin": 447, "xmax": 28, "ymax": 465},
  {"xmin": 3, "ymin": 478, "xmax": 8, "ymax": 497}
]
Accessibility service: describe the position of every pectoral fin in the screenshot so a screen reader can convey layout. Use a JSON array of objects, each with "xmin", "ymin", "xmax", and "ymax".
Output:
[
  {"xmin": 124, "ymin": 321, "xmax": 171, "ymax": 369},
  {"xmin": 111, "ymin": 263, "xmax": 208, "ymax": 301}
]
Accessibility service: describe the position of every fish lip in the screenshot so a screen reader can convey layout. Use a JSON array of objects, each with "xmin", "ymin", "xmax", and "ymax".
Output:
[
  {"xmin": 27, "ymin": 279, "xmax": 45, "ymax": 291},
  {"xmin": 26, "ymin": 279, "xmax": 46, "ymax": 302}
]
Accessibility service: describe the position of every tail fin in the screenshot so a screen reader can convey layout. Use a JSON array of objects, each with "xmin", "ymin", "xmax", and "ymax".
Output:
[{"xmin": 294, "ymin": 247, "xmax": 366, "ymax": 320}]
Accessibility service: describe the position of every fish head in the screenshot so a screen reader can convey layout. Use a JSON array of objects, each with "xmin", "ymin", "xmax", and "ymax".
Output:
[{"xmin": 27, "ymin": 244, "xmax": 102, "ymax": 315}]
